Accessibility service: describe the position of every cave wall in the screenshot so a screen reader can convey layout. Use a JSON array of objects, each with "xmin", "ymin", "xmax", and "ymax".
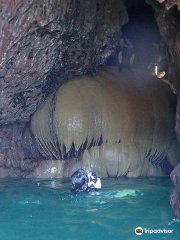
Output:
[
  {"xmin": 0, "ymin": 123, "xmax": 41, "ymax": 174},
  {"xmin": 147, "ymin": 0, "xmax": 180, "ymax": 219},
  {"xmin": 147, "ymin": 0, "xmax": 180, "ymax": 141},
  {"xmin": 0, "ymin": 0, "xmax": 128, "ymax": 170},
  {"xmin": 170, "ymin": 163, "xmax": 180, "ymax": 218},
  {"xmin": 0, "ymin": 0, "xmax": 128, "ymax": 125}
]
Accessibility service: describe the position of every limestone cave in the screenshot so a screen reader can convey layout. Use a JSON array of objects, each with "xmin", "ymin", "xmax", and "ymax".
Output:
[{"xmin": 0, "ymin": 0, "xmax": 180, "ymax": 239}]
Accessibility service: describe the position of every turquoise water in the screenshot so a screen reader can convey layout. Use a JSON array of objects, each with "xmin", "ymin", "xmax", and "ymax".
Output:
[{"xmin": 0, "ymin": 178, "xmax": 179, "ymax": 240}]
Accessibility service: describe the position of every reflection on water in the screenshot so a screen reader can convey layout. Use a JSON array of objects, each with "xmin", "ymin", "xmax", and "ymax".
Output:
[{"xmin": 0, "ymin": 177, "xmax": 179, "ymax": 240}]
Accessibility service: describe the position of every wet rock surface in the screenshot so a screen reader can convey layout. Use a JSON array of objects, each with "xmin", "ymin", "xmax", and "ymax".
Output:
[
  {"xmin": 170, "ymin": 163, "xmax": 180, "ymax": 218},
  {"xmin": 148, "ymin": 0, "xmax": 180, "ymax": 219},
  {"xmin": 147, "ymin": 0, "xmax": 180, "ymax": 91},
  {"xmin": 0, "ymin": 0, "xmax": 128, "ymax": 125},
  {"xmin": 0, "ymin": 123, "xmax": 42, "ymax": 173},
  {"xmin": 147, "ymin": 0, "xmax": 180, "ymax": 145},
  {"xmin": 0, "ymin": 0, "xmax": 128, "ymax": 177}
]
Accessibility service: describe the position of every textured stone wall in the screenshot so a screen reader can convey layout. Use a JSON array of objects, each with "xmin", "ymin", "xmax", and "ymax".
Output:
[
  {"xmin": 170, "ymin": 163, "xmax": 180, "ymax": 218},
  {"xmin": 148, "ymin": 0, "xmax": 180, "ymax": 219},
  {"xmin": 0, "ymin": 0, "xmax": 128, "ymax": 125},
  {"xmin": 147, "ymin": 0, "xmax": 180, "ymax": 92},
  {"xmin": 0, "ymin": 0, "xmax": 128, "ymax": 173},
  {"xmin": 0, "ymin": 123, "xmax": 41, "ymax": 173}
]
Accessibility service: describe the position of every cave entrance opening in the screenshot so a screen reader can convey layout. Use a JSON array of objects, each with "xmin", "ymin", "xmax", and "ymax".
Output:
[{"xmin": 108, "ymin": 0, "xmax": 166, "ymax": 76}]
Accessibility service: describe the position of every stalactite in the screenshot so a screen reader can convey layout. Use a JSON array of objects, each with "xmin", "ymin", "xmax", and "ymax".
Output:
[{"xmin": 31, "ymin": 67, "xmax": 180, "ymax": 177}]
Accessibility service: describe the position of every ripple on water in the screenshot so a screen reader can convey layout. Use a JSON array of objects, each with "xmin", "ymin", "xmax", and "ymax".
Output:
[{"xmin": 0, "ymin": 177, "xmax": 179, "ymax": 240}]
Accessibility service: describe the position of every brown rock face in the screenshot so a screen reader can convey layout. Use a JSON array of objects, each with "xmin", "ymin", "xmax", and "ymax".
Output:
[
  {"xmin": 0, "ymin": 123, "xmax": 41, "ymax": 173},
  {"xmin": 0, "ymin": 0, "xmax": 128, "ymax": 125}
]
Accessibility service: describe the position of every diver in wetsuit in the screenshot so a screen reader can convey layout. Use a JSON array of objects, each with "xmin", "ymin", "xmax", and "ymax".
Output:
[{"xmin": 71, "ymin": 169, "xmax": 101, "ymax": 194}]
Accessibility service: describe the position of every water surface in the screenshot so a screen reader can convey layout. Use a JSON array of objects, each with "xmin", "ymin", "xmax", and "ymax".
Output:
[{"xmin": 0, "ymin": 177, "xmax": 179, "ymax": 240}]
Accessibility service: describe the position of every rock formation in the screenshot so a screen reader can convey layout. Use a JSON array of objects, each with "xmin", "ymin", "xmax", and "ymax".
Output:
[
  {"xmin": 170, "ymin": 163, "xmax": 180, "ymax": 218},
  {"xmin": 30, "ymin": 67, "xmax": 180, "ymax": 178},
  {"xmin": 0, "ymin": 0, "xmax": 128, "ymax": 125},
  {"xmin": 0, "ymin": 0, "xmax": 180, "ymax": 218},
  {"xmin": 0, "ymin": 0, "xmax": 128, "ymax": 173},
  {"xmin": 148, "ymin": 0, "xmax": 180, "ymax": 219}
]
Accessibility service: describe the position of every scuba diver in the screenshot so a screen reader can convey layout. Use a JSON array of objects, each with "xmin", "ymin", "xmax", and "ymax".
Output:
[{"xmin": 71, "ymin": 169, "xmax": 101, "ymax": 194}]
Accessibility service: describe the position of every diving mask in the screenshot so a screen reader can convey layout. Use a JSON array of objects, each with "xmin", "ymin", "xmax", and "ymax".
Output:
[{"xmin": 87, "ymin": 171, "xmax": 101, "ymax": 189}]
